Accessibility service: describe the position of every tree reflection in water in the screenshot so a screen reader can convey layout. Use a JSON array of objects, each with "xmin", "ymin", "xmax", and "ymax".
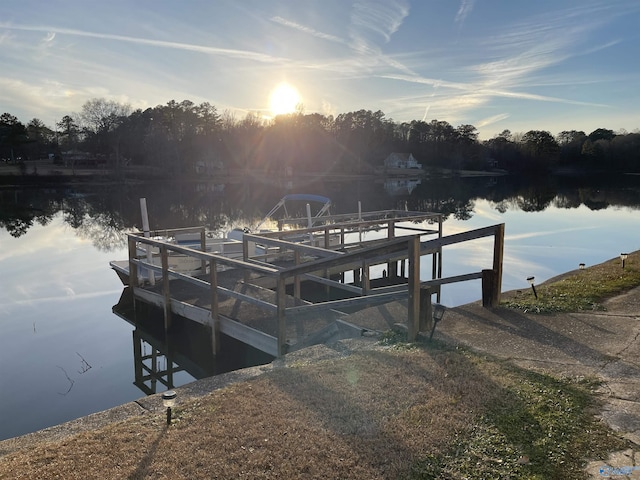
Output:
[{"xmin": 1, "ymin": 174, "xmax": 639, "ymax": 243}]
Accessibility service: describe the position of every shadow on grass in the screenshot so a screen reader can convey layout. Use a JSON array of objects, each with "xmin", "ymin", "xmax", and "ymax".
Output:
[
  {"xmin": 128, "ymin": 425, "xmax": 168, "ymax": 480},
  {"xmin": 267, "ymin": 343, "xmax": 623, "ymax": 478}
]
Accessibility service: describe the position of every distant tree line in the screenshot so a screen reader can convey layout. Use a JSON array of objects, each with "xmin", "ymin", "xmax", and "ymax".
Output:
[{"xmin": 2, "ymin": 99, "xmax": 639, "ymax": 176}]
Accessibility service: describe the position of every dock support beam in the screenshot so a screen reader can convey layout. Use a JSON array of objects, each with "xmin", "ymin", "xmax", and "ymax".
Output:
[
  {"xmin": 209, "ymin": 259, "xmax": 220, "ymax": 356},
  {"xmin": 277, "ymin": 276, "xmax": 287, "ymax": 357},
  {"xmin": 407, "ymin": 236, "xmax": 420, "ymax": 342},
  {"xmin": 128, "ymin": 236, "xmax": 139, "ymax": 287},
  {"xmin": 419, "ymin": 286, "xmax": 433, "ymax": 332},
  {"xmin": 481, "ymin": 224, "xmax": 504, "ymax": 307},
  {"xmin": 491, "ymin": 223, "xmax": 504, "ymax": 306},
  {"xmin": 160, "ymin": 245, "xmax": 172, "ymax": 332}
]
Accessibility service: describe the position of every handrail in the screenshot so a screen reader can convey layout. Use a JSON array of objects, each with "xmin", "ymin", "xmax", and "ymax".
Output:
[{"xmin": 127, "ymin": 221, "xmax": 504, "ymax": 357}]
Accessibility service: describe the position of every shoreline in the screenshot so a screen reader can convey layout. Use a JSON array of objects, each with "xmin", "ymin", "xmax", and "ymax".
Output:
[{"xmin": 3, "ymin": 263, "xmax": 640, "ymax": 456}]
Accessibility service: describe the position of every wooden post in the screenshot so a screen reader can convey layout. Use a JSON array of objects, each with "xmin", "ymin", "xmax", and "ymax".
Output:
[
  {"xmin": 388, "ymin": 219, "xmax": 397, "ymax": 278},
  {"xmin": 481, "ymin": 269, "xmax": 495, "ymax": 307},
  {"xmin": 294, "ymin": 254, "xmax": 305, "ymax": 340},
  {"xmin": 407, "ymin": 236, "xmax": 420, "ymax": 341},
  {"xmin": 436, "ymin": 215, "xmax": 443, "ymax": 302},
  {"xmin": 361, "ymin": 261, "xmax": 370, "ymax": 295},
  {"xmin": 242, "ymin": 234, "xmax": 249, "ymax": 262},
  {"xmin": 133, "ymin": 330, "xmax": 142, "ymax": 386},
  {"xmin": 324, "ymin": 266, "xmax": 330, "ymax": 299},
  {"xmin": 419, "ymin": 286, "xmax": 433, "ymax": 332},
  {"xmin": 294, "ymin": 250, "xmax": 301, "ymax": 300},
  {"xmin": 166, "ymin": 352, "xmax": 174, "ymax": 388},
  {"xmin": 209, "ymin": 258, "xmax": 220, "ymax": 356},
  {"xmin": 242, "ymin": 234, "xmax": 250, "ymax": 283},
  {"xmin": 160, "ymin": 244, "xmax": 172, "ymax": 332},
  {"xmin": 128, "ymin": 235, "xmax": 138, "ymax": 286},
  {"xmin": 491, "ymin": 224, "xmax": 505, "ymax": 306},
  {"xmin": 140, "ymin": 198, "xmax": 155, "ymax": 286},
  {"xmin": 276, "ymin": 275, "xmax": 287, "ymax": 357},
  {"xmin": 200, "ymin": 227, "xmax": 207, "ymax": 274}
]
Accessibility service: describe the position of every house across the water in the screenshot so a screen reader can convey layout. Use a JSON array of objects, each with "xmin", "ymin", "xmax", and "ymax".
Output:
[{"xmin": 377, "ymin": 153, "xmax": 424, "ymax": 175}]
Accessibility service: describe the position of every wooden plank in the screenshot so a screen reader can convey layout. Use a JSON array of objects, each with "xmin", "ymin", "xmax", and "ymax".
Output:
[
  {"xmin": 366, "ymin": 272, "xmax": 483, "ymax": 297},
  {"xmin": 420, "ymin": 224, "xmax": 502, "ymax": 251},
  {"xmin": 170, "ymin": 299, "xmax": 211, "ymax": 324},
  {"xmin": 218, "ymin": 315, "xmax": 279, "ymax": 357},
  {"xmin": 131, "ymin": 233, "xmax": 278, "ymax": 273},
  {"xmin": 242, "ymin": 234, "xmax": 344, "ymax": 259},
  {"xmin": 281, "ymin": 236, "xmax": 412, "ymax": 278},
  {"xmin": 393, "ymin": 225, "xmax": 439, "ymax": 234},
  {"xmin": 273, "ymin": 224, "xmax": 501, "ymax": 279},
  {"xmin": 131, "ymin": 288, "xmax": 212, "ymax": 325},
  {"xmin": 423, "ymin": 272, "xmax": 483, "ymax": 286},
  {"xmin": 218, "ymin": 286, "xmax": 278, "ymax": 313},
  {"xmin": 133, "ymin": 287, "xmax": 279, "ymax": 356},
  {"xmin": 300, "ymin": 273, "xmax": 363, "ymax": 295},
  {"xmin": 275, "ymin": 211, "xmax": 441, "ymax": 233},
  {"xmin": 285, "ymin": 290, "xmax": 409, "ymax": 315}
]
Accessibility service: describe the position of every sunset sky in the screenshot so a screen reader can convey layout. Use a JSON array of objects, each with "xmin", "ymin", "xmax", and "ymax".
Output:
[{"xmin": 1, "ymin": 0, "xmax": 639, "ymax": 138}]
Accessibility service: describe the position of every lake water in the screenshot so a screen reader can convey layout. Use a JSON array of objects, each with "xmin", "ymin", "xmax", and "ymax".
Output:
[{"xmin": 1, "ymin": 174, "xmax": 639, "ymax": 440}]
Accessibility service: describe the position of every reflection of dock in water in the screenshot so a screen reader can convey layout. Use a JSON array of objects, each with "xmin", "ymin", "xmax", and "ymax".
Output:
[{"xmin": 112, "ymin": 288, "xmax": 272, "ymax": 395}]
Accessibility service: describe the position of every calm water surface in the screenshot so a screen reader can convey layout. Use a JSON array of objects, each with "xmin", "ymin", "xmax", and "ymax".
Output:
[{"xmin": 1, "ymin": 177, "xmax": 639, "ymax": 440}]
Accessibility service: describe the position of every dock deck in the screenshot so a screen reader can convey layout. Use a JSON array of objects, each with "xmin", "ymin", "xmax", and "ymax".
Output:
[{"xmin": 113, "ymin": 209, "xmax": 504, "ymax": 357}]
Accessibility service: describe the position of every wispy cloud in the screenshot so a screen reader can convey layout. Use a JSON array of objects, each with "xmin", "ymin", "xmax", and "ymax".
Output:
[
  {"xmin": 270, "ymin": 16, "xmax": 344, "ymax": 44},
  {"xmin": 350, "ymin": 0, "xmax": 410, "ymax": 46},
  {"xmin": 373, "ymin": 3, "xmax": 625, "ymax": 123},
  {"xmin": 455, "ymin": 0, "xmax": 476, "ymax": 26},
  {"xmin": 0, "ymin": 22, "xmax": 287, "ymax": 64},
  {"xmin": 476, "ymin": 113, "xmax": 510, "ymax": 128},
  {"xmin": 506, "ymin": 226, "xmax": 599, "ymax": 242}
]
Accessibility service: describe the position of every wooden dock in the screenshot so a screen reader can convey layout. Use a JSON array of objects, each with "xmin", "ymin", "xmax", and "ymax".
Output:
[{"xmin": 116, "ymin": 209, "xmax": 504, "ymax": 358}]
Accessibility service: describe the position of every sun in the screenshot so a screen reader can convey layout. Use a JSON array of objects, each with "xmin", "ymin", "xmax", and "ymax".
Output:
[{"xmin": 269, "ymin": 83, "xmax": 301, "ymax": 116}]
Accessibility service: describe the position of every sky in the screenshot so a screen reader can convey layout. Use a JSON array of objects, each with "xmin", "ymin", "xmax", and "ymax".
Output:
[{"xmin": 1, "ymin": 0, "xmax": 639, "ymax": 139}]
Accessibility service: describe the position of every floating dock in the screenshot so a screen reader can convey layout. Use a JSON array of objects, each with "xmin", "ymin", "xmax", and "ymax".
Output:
[{"xmin": 112, "ymin": 209, "xmax": 504, "ymax": 358}]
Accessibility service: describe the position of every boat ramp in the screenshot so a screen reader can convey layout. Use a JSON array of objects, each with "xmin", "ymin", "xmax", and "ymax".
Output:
[{"xmin": 111, "ymin": 209, "xmax": 504, "ymax": 358}]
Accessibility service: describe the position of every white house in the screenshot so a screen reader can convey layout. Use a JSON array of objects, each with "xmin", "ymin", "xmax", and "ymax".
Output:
[{"xmin": 383, "ymin": 153, "xmax": 422, "ymax": 170}]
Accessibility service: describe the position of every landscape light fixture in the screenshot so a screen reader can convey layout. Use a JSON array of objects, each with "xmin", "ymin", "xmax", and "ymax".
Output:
[
  {"xmin": 579, "ymin": 263, "xmax": 585, "ymax": 270},
  {"xmin": 527, "ymin": 276, "xmax": 538, "ymax": 300},
  {"xmin": 621, "ymin": 253, "xmax": 629, "ymax": 269},
  {"xmin": 429, "ymin": 303, "xmax": 447, "ymax": 340},
  {"xmin": 162, "ymin": 390, "xmax": 177, "ymax": 426}
]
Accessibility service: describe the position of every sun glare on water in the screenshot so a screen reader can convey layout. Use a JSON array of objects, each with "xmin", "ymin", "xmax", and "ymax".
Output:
[{"xmin": 269, "ymin": 83, "xmax": 301, "ymax": 116}]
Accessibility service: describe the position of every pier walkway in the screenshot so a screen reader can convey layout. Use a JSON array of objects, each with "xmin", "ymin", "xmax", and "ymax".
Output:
[{"xmin": 117, "ymin": 209, "xmax": 505, "ymax": 358}]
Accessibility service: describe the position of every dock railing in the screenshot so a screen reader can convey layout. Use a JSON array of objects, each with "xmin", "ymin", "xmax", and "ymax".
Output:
[{"xmin": 126, "ymin": 221, "xmax": 504, "ymax": 357}]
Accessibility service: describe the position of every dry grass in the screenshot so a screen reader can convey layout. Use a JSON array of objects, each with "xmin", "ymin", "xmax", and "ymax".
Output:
[
  {"xmin": 0, "ymin": 344, "xmax": 626, "ymax": 479},
  {"xmin": 503, "ymin": 252, "xmax": 640, "ymax": 313}
]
